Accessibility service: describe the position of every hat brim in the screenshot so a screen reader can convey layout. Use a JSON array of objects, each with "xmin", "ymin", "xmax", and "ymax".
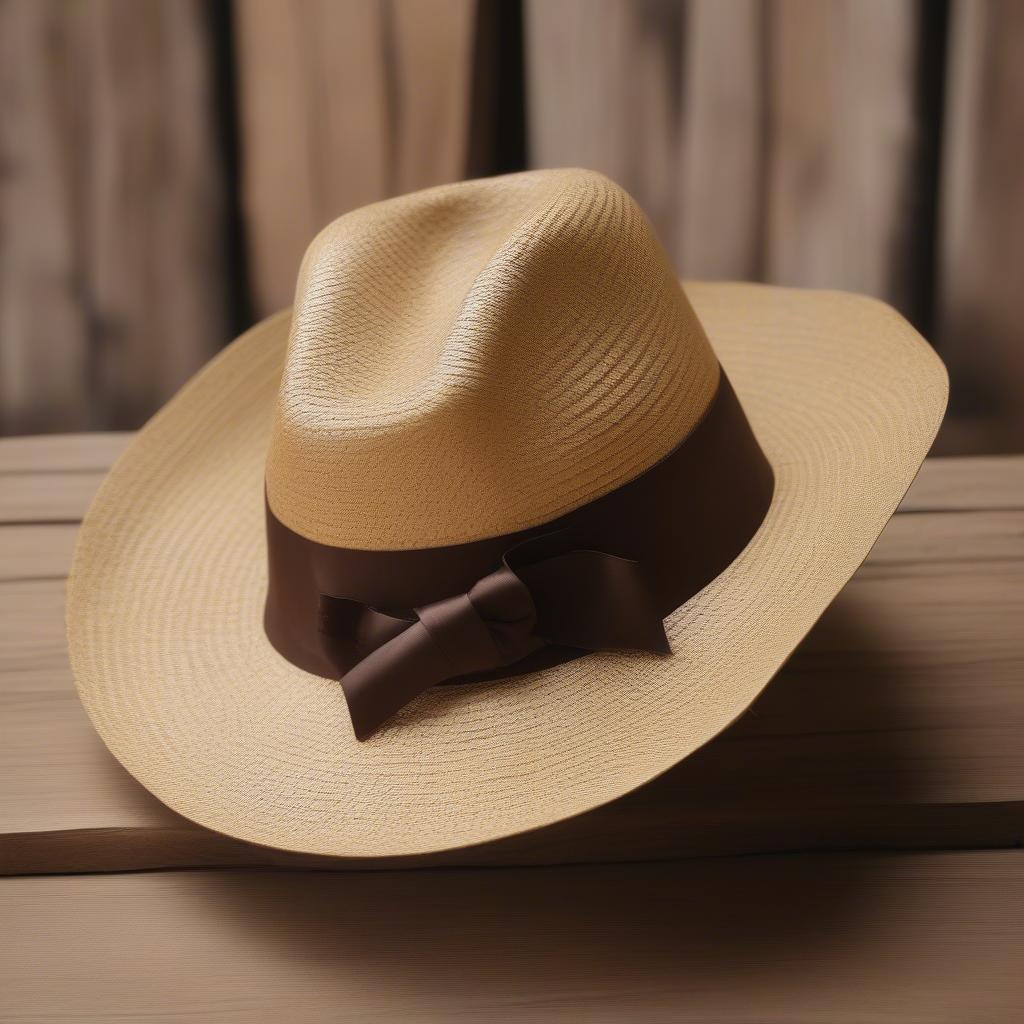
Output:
[{"xmin": 67, "ymin": 282, "xmax": 948, "ymax": 858}]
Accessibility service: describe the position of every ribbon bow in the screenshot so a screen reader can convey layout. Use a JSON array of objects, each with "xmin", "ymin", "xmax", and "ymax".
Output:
[{"xmin": 318, "ymin": 536, "xmax": 671, "ymax": 739}]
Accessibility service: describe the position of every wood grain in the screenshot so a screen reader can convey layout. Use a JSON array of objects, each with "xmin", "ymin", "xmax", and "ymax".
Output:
[
  {"xmin": 0, "ymin": 0, "xmax": 228, "ymax": 434},
  {"xmin": 0, "ymin": 429, "xmax": 128, "ymax": 526},
  {"xmin": 525, "ymin": 0, "xmax": 684, "ymax": 256},
  {"xmin": 234, "ymin": 0, "xmax": 478, "ymax": 315},
  {"xmin": 675, "ymin": 0, "xmax": 766, "ymax": 280},
  {"xmin": 0, "ymin": 433, "xmax": 130, "ymax": 474},
  {"xmin": 2, "ymin": 433, "xmax": 1023, "ymax": 874},
  {"xmin": 2, "ymin": 851, "xmax": 1022, "ymax": 1020},
  {"xmin": 525, "ymin": 0, "xmax": 799, "ymax": 283},
  {"xmin": 937, "ymin": 0, "xmax": 1024, "ymax": 455},
  {"xmin": 527, "ymin": 0, "xmax": 928, "ymax": 315},
  {"xmin": 5, "ymin": 0, "xmax": 1024, "ymax": 459},
  {"xmin": 765, "ymin": 0, "xmax": 922, "ymax": 307}
]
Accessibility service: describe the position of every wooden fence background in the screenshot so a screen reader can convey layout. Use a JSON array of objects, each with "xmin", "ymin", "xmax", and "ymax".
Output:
[{"xmin": 1, "ymin": 0, "xmax": 1021, "ymax": 453}]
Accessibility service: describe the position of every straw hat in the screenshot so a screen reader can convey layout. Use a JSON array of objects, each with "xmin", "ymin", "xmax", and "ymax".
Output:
[{"xmin": 68, "ymin": 169, "xmax": 947, "ymax": 858}]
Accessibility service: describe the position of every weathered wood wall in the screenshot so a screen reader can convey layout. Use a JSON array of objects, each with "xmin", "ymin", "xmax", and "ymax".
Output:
[
  {"xmin": 0, "ymin": 0, "xmax": 227, "ymax": 434},
  {"xmin": 526, "ymin": 0, "xmax": 932, "ymax": 308},
  {"xmin": 1, "ymin": 0, "xmax": 1022, "ymax": 453},
  {"xmin": 234, "ymin": 0, "xmax": 479, "ymax": 315},
  {"xmin": 526, "ymin": 0, "xmax": 1024, "ymax": 454},
  {"xmin": 937, "ymin": 0, "xmax": 1024, "ymax": 454}
]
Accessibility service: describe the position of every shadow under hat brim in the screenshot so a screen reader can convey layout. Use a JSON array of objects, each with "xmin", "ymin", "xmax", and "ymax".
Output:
[{"xmin": 67, "ymin": 282, "xmax": 948, "ymax": 858}]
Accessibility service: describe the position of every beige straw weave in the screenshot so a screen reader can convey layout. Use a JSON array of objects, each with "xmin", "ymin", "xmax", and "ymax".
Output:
[
  {"xmin": 268, "ymin": 169, "xmax": 718, "ymax": 548},
  {"xmin": 68, "ymin": 169, "xmax": 948, "ymax": 858}
]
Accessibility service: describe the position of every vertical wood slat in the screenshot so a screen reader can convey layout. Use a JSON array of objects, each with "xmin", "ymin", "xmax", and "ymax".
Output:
[
  {"xmin": 675, "ymin": 0, "xmax": 765, "ymax": 280},
  {"xmin": 2, "ymin": 0, "xmax": 1023, "ymax": 454},
  {"xmin": 765, "ymin": 0, "xmax": 921, "ymax": 310},
  {"xmin": 234, "ymin": 0, "xmax": 478, "ymax": 317},
  {"xmin": 0, "ymin": 0, "xmax": 89, "ymax": 433},
  {"xmin": 233, "ymin": 0, "xmax": 389, "ymax": 318},
  {"xmin": 0, "ymin": 0, "xmax": 228, "ymax": 434},
  {"xmin": 937, "ymin": 0, "xmax": 1024, "ymax": 455},
  {"xmin": 524, "ymin": 0, "xmax": 684, "ymax": 256},
  {"xmin": 526, "ymin": 0, "xmax": 924, "ymax": 314}
]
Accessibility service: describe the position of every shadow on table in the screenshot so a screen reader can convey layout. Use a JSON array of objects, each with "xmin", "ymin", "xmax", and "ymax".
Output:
[
  {"xmin": 196, "ymin": 586, "xmax": 926, "ymax": 1000},
  {"xmin": 416, "ymin": 582, "xmax": 936, "ymax": 865},
  {"xmin": 199, "ymin": 851, "xmax": 890, "ymax": 1009}
]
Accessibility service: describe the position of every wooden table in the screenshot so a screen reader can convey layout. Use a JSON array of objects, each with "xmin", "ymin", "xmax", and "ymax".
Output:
[{"xmin": 2, "ymin": 434, "xmax": 1023, "ymax": 1021}]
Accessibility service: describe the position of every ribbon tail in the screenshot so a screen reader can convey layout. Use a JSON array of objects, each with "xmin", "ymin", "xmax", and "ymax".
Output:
[{"xmin": 339, "ymin": 619, "xmax": 452, "ymax": 740}]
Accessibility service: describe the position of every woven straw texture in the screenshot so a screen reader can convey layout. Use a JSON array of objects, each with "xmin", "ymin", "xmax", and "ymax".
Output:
[
  {"xmin": 267, "ymin": 169, "xmax": 718, "ymax": 548},
  {"xmin": 67, "ymin": 171, "xmax": 947, "ymax": 858}
]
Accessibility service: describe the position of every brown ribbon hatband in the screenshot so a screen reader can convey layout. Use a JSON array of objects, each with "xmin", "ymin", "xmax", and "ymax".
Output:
[{"xmin": 264, "ymin": 370, "xmax": 774, "ymax": 739}]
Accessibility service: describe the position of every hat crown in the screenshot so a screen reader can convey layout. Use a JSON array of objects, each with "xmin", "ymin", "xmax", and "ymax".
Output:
[{"xmin": 266, "ymin": 168, "xmax": 719, "ymax": 550}]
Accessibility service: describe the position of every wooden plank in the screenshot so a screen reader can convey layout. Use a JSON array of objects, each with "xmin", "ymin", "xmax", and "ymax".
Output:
[
  {"xmin": 233, "ymin": 0, "xmax": 388, "ymax": 316},
  {"xmin": 0, "ymin": 0, "xmax": 227, "ymax": 434},
  {"xmin": 0, "ymin": 428, "xmax": 125, "ymax": 524},
  {"xmin": 899, "ymin": 456, "xmax": 1024, "ymax": 512},
  {"xmin": 0, "ymin": 524, "xmax": 78, "ymax": 582},
  {"xmin": 0, "ymin": 433, "xmax": 127, "ymax": 525},
  {"xmin": 0, "ymin": 1, "xmax": 89, "ymax": 434},
  {"xmin": 765, "ymin": 0, "xmax": 922, "ymax": 308},
  {"xmin": 525, "ymin": 0, "xmax": 684, "ymax": 253},
  {"xmin": 2, "ymin": 851, "xmax": 1022, "ymax": 1020},
  {"xmin": 3, "ymin": 455, "xmax": 1023, "ymax": 873},
  {"xmin": 526, "ymin": 0, "xmax": 932, "ymax": 313},
  {"xmin": 526, "ymin": 0, "xmax": 766, "ymax": 278},
  {"xmin": 936, "ymin": 0, "xmax": 1024, "ymax": 455},
  {"xmin": 0, "ymin": 433, "xmax": 130, "ymax": 475},
  {"xmin": 389, "ymin": 0, "xmax": 479, "ymax": 195},
  {"xmin": 234, "ymin": 0, "xmax": 478, "ymax": 316},
  {"xmin": 675, "ymin": 0, "xmax": 766, "ymax": 279},
  {"xmin": 0, "ymin": 473, "xmax": 109, "ymax": 525}
]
